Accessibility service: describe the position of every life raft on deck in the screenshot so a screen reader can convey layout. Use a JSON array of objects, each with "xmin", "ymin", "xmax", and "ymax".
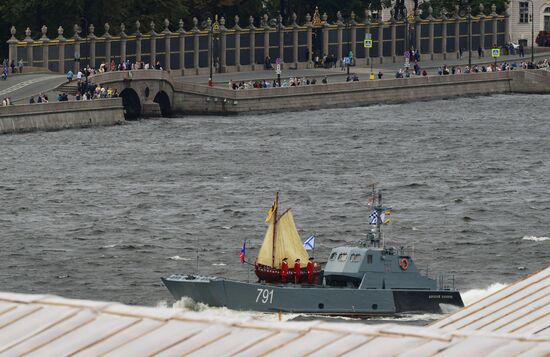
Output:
[{"xmin": 255, "ymin": 262, "xmax": 322, "ymax": 283}]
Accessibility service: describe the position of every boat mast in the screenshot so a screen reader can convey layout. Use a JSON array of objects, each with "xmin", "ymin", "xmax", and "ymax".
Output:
[
  {"xmin": 272, "ymin": 192, "xmax": 279, "ymax": 267},
  {"xmin": 375, "ymin": 191, "xmax": 383, "ymax": 248}
]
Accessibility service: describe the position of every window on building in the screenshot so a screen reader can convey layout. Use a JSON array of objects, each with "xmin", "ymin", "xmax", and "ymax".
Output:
[
  {"xmin": 367, "ymin": 255, "xmax": 373, "ymax": 264},
  {"xmin": 519, "ymin": 2, "xmax": 529, "ymax": 23},
  {"xmin": 329, "ymin": 252, "xmax": 337, "ymax": 260}
]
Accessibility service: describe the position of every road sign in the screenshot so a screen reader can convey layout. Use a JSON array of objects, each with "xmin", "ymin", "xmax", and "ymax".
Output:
[
  {"xmin": 344, "ymin": 57, "xmax": 351, "ymax": 65},
  {"xmin": 491, "ymin": 48, "xmax": 501, "ymax": 58},
  {"xmin": 276, "ymin": 64, "xmax": 281, "ymax": 75},
  {"xmin": 275, "ymin": 57, "xmax": 282, "ymax": 65},
  {"xmin": 365, "ymin": 33, "xmax": 372, "ymax": 40},
  {"xmin": 364, "ymin": 39, "xmax": 373, "ymax": 48}
]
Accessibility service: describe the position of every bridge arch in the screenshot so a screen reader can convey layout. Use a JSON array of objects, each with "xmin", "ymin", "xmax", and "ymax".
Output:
[
  {"xmin": 120, "ymin": 88, "xmax": 141, "ymax": 120},
  {"xmin": 153, "ymin": 91, "xmax": 172, "ymax": 117}
]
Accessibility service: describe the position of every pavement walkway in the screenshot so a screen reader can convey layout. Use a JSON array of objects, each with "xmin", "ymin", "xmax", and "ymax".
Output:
[
  {"xmin": 175, "ymin": 48, "xmax": 550, "ymax": 87},
  {"xmin": 0, "ymin": 73, "xmax": 66, "ymax": 103}
]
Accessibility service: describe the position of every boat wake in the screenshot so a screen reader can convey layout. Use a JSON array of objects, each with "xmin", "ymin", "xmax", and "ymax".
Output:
[
  {"xmin": 462, "ymin": 283, "xmax": 508, "ymax": 306},
  {"xmin": 157, "ymin": 297, "xmax": 300, "ymax": 322},
  {"xmin": 522, "ymin": 235, "xmax": 550, "ymax": 242}
]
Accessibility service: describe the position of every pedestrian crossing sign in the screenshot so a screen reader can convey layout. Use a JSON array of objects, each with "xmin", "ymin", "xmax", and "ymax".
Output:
[
  {"xmin": 491, "ymin": 48, "xmax": 500, "ymax": 58},
  {"xmin": 364, "ymin": 39, "xmax": 373, "ymax": 48}
]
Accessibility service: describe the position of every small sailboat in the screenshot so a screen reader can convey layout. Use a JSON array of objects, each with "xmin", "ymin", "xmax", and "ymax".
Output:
[{"xmin": 254, "ymin": 193, "xmax": 321, "ymax": 283}]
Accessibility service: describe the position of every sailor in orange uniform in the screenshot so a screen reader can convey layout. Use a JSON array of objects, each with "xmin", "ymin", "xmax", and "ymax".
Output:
[
  {"xmin": 307, "ymin": 257, "xmax": 315, "ymax": 284},
  {"xmin": 294, "ymin": 258, "xmax": 301, "ymax": 284},
  {"xmin": 280, "ymin": 257, "xmax": 288, "ymax": 283}
]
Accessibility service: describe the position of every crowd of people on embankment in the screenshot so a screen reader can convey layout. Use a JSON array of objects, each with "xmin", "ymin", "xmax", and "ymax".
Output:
[{"xmin": 227, "ymin": 56, "xmax": 549, "ymax": 90}]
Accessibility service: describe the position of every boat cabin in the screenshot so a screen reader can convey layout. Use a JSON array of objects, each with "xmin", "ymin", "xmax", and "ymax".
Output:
[{"xmin": 323, "ymin": 246, "xmax": 437, "ymax": 290}]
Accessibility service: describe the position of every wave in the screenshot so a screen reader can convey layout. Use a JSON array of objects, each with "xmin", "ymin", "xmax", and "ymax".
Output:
[
  {"xmin": 168, "ymin": 255, "xmax": 193, "ymax": 261},
  {"xmin": 461, "ymin": 283, "xmax": 507, "ymax": 306},
  {"xmin": 522, "ymin": 236, "xmax": 550, "ymax": 242}
]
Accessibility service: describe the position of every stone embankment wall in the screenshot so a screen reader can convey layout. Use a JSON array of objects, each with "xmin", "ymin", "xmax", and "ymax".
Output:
[
  {"xmin": 173, "ymin": 70, "xmax": 550, "ymax": 114},
  {"xmin": 0, "ymin": 99, "xmax": 124, "ymax": 134}
]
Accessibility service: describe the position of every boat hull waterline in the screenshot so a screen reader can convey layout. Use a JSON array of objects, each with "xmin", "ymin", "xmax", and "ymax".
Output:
[{"xmin": 161, "ymin": 274, "xmax": 464, "ymax": 316}]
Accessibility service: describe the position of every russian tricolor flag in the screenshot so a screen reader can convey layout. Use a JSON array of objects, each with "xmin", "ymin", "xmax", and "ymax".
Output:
[{"xmin": 239, "ymin": 241, "xmax": 246, "ymax": 263}]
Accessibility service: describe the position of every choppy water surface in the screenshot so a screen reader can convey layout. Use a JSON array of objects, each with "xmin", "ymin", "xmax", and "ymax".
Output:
[{"xmin": 1, "ymin": 94, "xmax": 549, "ymax": 319}]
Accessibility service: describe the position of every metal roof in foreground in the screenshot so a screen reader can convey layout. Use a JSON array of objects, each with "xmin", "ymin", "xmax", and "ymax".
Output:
[
  {"xmin": 0, "ymin": 268, "xmax": 548, "ymax": 356},
  {"xmin": 432, "ymin": 265, "xmax": 550, "ymax": 337}
]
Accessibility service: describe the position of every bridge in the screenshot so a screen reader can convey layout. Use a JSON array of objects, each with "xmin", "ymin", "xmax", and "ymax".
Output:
[{"xmin": 79, "ymin": 71, "xmax": 175, "ymax": 119}]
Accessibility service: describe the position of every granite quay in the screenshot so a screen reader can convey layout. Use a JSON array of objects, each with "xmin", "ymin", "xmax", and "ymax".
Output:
[
  {"xmin": 0, "ymin": 98, "xmax": 124, "ymax": 134},
  {"xmin": 70, "ymin": 66, "xmax": 550, "ymax": 116},
  {"xmin": 7, "ymin": 5, "xmax": 509, "ymax": 76}
]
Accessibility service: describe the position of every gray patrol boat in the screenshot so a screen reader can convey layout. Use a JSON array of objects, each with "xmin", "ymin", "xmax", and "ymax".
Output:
[{"xmin": 162, "ymin": 191, "xmax": 464, "ymax": 316}]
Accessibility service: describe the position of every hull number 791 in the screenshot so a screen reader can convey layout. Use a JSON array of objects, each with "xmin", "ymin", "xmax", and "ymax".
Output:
[{"xmin": 256, "ymin": 288, "xmax": 274, "ymax": 304}]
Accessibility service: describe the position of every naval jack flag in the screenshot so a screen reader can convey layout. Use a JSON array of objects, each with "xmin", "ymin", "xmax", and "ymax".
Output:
[{"xmin": 303, "ymin": 235, "xmax": 316, "ymax": 251}]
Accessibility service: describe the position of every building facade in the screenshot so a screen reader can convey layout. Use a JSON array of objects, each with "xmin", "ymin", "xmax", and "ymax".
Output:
[{"xmin": 509, "ymin": 0, "xmax": 550, "ymax": 45}]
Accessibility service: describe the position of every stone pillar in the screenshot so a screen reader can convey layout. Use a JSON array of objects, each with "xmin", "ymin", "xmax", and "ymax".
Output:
[
  {"xmin": 277, "ymin": 15, "xmax": 284, "ymax": 61},
  {"xmin": 178, "ymin": 19, "xmax": 186, "ymax": 74},
  {"xmin": 40, "ymin": 26, "xmax": 48, "ymax": 70},
  {"xmin": 120, "ymin": 23, "xmax": 127, "ymax": 63},
  {"xmin": 73, "ymin": 25, "xmax": 81, "ymax": 73},
  {"xmin": 249, "ymin": 16, "xmax": 256, "ymax": 70},
  {"xmin": 426, "ymin": 7, "xmax": 435, "ymax": 59},
  {"xmin": 322, "ymin": 13, "xmax": 329, "ymax": 56},
  {"xmin": 104, "ymin": 23, "xmax": 112, "ymax": 69},
  {"xmin": 491, "ymin": 4, "xmax": 498, "ymax": 47},
  {"xmin": 479, "ymin": 4, "xmax": 486, "ymax": 50},
  {"xmin": 163, "ymin": 19, "xmax": 172, "ymax": 71},
  {"xmin": 378, "ymin": 20, "xmax": 384, "ymax": 63},
  {"xmin": 442, "ymin": 10, "xmax": 448, "ymax": 59},
  {"xmin": 150, "ymin": 21, "xmax": 157, "ymax": 65},
  {"xmin": 292, "ymin": 13, "xmax": 299, "ymax": 66},
  {"xmin": 390, "ymin": 18, "xmax": 396, "ymax": 62},
  {"xmin": 503, "ymin": 3, "xmax": 510, "ymax": 43},
  {"xmin": 262, "ymin": 15, "xmax": 270, "ymax": 61},
  {"xmin": 135, "ymin": 21, "xmax": 142, "ymax": 63},
  {"xmin": 306, "ymin": 13, "xmax": 313, "ymax": 68},
  {"xmin": 192, "ymin": 18, "xmax": 200, "ymax": 73},
  {"xmin": 8, "ymin": 27, "xmax": 18, "ymax": 66},
  {"xmin": 234, "ymin": 16, "xmax": 241, "ymax": 71},
  {"xmin": 57, "ymin": 26, "xmax": 66, "ymax": 74},
  {"xmin": 24, "ymin": 28, "xmax": 34, "ymax": 67},
  {"xmin": 220, "ymin": 17, "xmax": 227, "ymax": 73},
  {"xmin": 336, "ymin": 11, "xmax": 344, "ymax": 60},
  {"xmin": 89, "ymin": 24, "xmax": 96, "ymax": 68},
  {"xmin": 415, "ymin": 11, "xmax": 422, "ymax": 53}
]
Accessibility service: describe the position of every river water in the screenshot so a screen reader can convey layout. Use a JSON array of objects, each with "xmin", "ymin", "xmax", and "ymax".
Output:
[{"xmin": 1, "ymin": 94, "xmax": 549, "ymax": 321}]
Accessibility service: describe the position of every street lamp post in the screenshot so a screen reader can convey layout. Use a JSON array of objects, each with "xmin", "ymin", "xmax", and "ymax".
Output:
[
  {"xmin": 403, "ymin": 8, "xmax": 411, "ymax": 69},
  {"xmin": 467, "ymin": 5, "xmax": 472, "ymax": 68},
  {"xmin": 346, "ymin": 18, "xmax": 350, "ymax": 75},
  {"xmin": 207, "ymin": 16, "xmax": 220, "ymax": 86},
  {"xmin": 532, "ymin": 0, "xmax": 535, "ymax": 63}
]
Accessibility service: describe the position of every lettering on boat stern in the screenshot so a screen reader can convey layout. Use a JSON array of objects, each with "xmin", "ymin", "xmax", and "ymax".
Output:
[{"xmin": 428, "ymin": 294, "xmax": 454, "ymax": 299}]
